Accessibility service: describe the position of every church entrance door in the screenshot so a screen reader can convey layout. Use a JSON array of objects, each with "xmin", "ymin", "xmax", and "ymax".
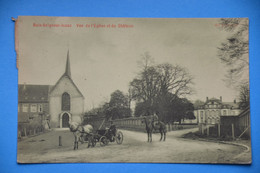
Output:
[{"xmin": 62, "ymin": 113, "xmax": 69, "ymax": 128}]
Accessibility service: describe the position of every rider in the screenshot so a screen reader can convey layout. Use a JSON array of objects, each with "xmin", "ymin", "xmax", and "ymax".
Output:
[
  {"xmin": 152, "ymin": 113, "xmax": 159, "ymax": 126},
  {"xmin": 109, "ymin": 121, "xmax": 116, "ymax": 132}
]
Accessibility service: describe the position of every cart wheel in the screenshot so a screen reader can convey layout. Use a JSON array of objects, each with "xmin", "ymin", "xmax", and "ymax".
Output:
[
  {"xmin": 100, "ymin": 136, "xmax": 108, "ymax": 147},
  {"xmin": 115, "ymin": 131, "xmax": 123, "ymax": 144}
]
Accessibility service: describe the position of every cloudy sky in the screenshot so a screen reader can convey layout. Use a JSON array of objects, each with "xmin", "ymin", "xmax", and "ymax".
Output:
[{"xmin": 18, "ymin": 16, "xmax": 241, "ymax": 110}]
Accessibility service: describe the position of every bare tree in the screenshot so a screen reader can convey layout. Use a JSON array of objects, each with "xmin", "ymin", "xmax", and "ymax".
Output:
[
  {"xmin": 157, "ymin": 63, "xmax": 194, "ymax": 98},
  {"xmin": 130, "ymin": 57, "xmax": 194, "ymax": 106},
  {"xmin": 238, "ymin": 83, "xmax": 250, "ymax": 109},
  {"xmin": 217, "ymin": 18, "xmax": 249, "ymax": 110},
  {"xmin": 218, "ymin": 18, "xmax": 249, "ymax": 87},
  {"xmin": 137, "ymin": 52, "xmax": 155, "ymax": 70}
]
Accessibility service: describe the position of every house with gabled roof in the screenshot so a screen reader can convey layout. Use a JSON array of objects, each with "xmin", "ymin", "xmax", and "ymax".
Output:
[{"xmin": 18, "ymin": 51, "xmax": 84, "ymax": 128}]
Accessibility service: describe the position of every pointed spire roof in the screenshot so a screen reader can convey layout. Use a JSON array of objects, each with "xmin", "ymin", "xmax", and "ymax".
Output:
[{"xmin": 65, "ymin": 50, "xmax": 71, "ymax": 77}]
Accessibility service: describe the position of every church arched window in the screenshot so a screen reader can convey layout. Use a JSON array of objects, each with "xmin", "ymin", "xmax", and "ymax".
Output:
[{"xmin": 62, "ymin": 92, "xmax": 70, "ymax": 111}]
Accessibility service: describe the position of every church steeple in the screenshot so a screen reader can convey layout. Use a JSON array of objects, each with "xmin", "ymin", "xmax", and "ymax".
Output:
[{"xmin": 65, "ymin": 50, "xmax": 71, "ymax": 77}]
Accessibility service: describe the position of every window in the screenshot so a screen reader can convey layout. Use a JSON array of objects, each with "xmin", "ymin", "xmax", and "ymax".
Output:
[
  {"xmin": 22, "ymin": 104, "xmax": 29, "ymax": 112},
  {"xmin": 30, "ymin": 104, "xmax": 37, "ymax": 112},
  {"xmin": 223, "ymin": 110, "xmax": 227, "ymax": 115},
  {"xmin": 62, "ymin": 92, "xmax": 70, "ymax": 111},
  {"xmin": 38, "ymin": 104, "xmax": 43, "ymax": 112}
]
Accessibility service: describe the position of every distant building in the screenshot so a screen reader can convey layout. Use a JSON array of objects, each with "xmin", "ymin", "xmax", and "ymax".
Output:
[
  {"xmin": 18, "ymin": 51, "xmax": 84, "ymax": 128},
  {"xmin": 194, "ymin": 96, "xmax": 241, "ymax": 125}
]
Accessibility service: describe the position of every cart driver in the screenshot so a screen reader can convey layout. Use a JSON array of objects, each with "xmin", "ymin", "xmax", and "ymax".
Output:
[{"xmin": 109, "ymin": 121, "xmax": 116, "ymax": 130}]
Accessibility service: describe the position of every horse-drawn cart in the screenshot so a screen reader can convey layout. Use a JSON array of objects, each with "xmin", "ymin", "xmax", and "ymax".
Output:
[{"xmin": 93, "ymin": 124, "xmax": 124, "ymax": 146}]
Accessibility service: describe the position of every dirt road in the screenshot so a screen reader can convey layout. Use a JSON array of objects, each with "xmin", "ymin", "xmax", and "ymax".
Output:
[{"xmin": 17, "ymin": 128, "xmax": 249, "ymax": 163}]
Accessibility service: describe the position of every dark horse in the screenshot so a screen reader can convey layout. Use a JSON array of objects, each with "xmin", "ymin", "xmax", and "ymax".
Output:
[{"xmin": 142, "ymin": 115, "xmax": 167, "ymax": 142}]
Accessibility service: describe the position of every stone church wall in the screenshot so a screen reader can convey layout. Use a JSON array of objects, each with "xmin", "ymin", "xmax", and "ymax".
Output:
[{"xmin": 49, "ymin": 76, "xmax": 84, "ymax": 128}]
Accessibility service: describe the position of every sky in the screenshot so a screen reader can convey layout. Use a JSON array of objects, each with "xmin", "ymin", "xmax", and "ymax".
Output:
[{"xmin": 17, "ymin": 16, "xmax": 247, "ymax": 111}]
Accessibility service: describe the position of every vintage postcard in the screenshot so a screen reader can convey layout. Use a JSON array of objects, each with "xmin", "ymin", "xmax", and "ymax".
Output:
[{"xmin": 16, "ymin": 16, "xmax": 251, "ymax": 163}]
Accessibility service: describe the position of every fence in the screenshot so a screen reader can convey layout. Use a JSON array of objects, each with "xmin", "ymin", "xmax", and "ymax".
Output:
[
  {"xmin": 84, "ymin": 115, "xmax": 198, "ymax": 132},
  {"xmin": 18, "ymin": 116, "xmax": 50, "ymax": 139},
  {"xmin": 237, "ymin": 107, "xmax": 250, "ymax": 138},
  {"xmin": 18, "ymin": 122, "xmax": 45, "ymax": 139},
  {"xmin": 198, "ymin": 107, "xmax": 250, "ymax": 139},
  {"xmin": 112, "ymin": 116, "xmax": 198, "ymax": 132}
]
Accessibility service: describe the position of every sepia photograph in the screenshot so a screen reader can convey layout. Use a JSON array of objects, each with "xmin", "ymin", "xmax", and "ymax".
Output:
[{"xmin": 16, "ymin": 16, "xmax": 251, "ymax": 164}]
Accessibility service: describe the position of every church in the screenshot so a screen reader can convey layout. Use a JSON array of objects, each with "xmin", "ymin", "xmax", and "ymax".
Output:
[{"xmin": 18, "ymin": 51, "xmax": 84, "ymax": 128}]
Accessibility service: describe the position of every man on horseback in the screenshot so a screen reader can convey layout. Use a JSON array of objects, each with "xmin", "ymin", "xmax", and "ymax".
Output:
[{"xmin": 152, "ymin": 113, "xmax": 159, "ymax": 127}]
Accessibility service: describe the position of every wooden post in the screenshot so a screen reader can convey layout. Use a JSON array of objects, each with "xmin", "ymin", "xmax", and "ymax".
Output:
[
  {"xmin": 207, "ymin": 125, "xmax": 209, "ymax": 136},
  {"xmin": 231, "ymin": 123, "xmax": 235, "ymax": 140},
  {"xmin": 218, "ymin": 123, "xmax": 221, "ymax": 137},
  {"xmin": 59, "ymin": 136, "xmax": 62, "ymax": 146},
  {"xmin": 24, "ymin": 128, "xmax": 27, "ymax": 136},
  {"xmin": 18, "ymin": 131, "xmax": 21, "ymax": 139}
]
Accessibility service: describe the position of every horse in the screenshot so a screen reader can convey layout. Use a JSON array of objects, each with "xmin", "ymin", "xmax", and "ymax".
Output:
[
  {"xmin": 142, "ymin": 115, "xmax": 167, "ymax": 142},
  {"xmin": 68, "ymin": 121, "xmax": 94, "ymax": 150}
]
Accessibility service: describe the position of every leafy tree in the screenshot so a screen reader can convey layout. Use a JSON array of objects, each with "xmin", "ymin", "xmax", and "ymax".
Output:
[
  {"xmin": 134, "ymin": 101, "xmax": 156, "ymax": 117},
  {"xmin": 133, "ymin": 91, "xmax": 194, "ymax": 123},
  {"xmin": 105, "ymin": 90, "xmax": 131, "ymax": 120},
  {"xmin": 170, "ymin": 97, "xmax": 194, "ymax": 124},
  {"xmin": 185, "ymin": 111, "xmax": 196, "ymax": 120},
  {"xmin": 193, "ymin": 100, "xmax": 205, "ymax": 108},
  {"xmin": 84, "ymin": 90, "xmax": 131, "ymax": 120}
]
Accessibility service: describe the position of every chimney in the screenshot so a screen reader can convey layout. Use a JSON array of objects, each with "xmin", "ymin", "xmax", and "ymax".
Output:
[
  {"xmin": 206, "ymin": 97, "xmax": 208, "ymax": 101},
  {"xmin": 220, "ymin": 96, "xmax": 222, "ymax": 102}
]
